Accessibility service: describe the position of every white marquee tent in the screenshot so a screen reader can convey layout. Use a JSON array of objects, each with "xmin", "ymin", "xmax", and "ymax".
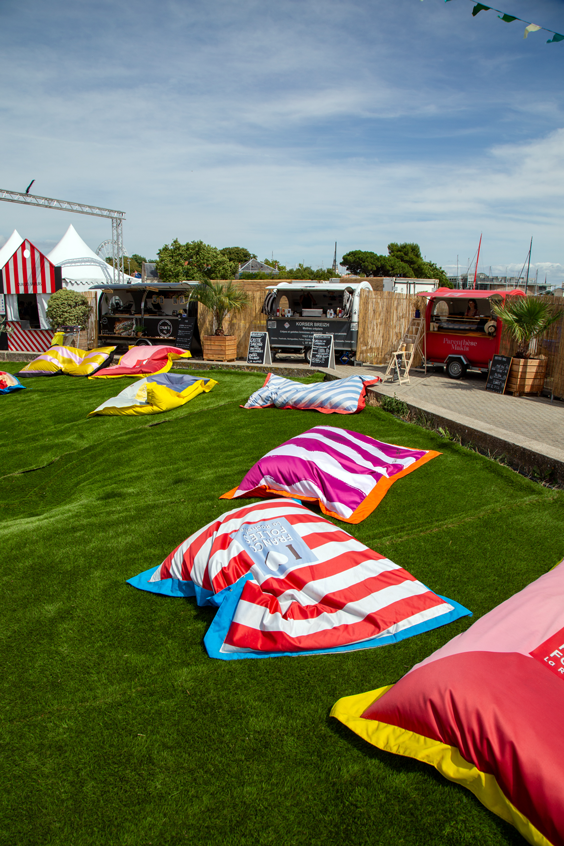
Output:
[
  {"xmin": 0, "ymin": 229, "xmax": 24, "ymax": 271},
  {"xmin": 47, "ymin": 224, "xmax": 135, "ymax": 289}
]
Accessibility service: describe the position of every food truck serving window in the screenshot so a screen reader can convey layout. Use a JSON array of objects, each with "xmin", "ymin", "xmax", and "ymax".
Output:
[{"xmin": 430, "ymin": 295, "xmax": 497, "ymax": 336}]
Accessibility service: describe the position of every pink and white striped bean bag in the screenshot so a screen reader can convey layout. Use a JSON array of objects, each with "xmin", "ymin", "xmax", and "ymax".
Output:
[
  {"xmin": 221, "ymin": 426, "xmax": 440, "ymax": 523},
  {"xmin": 128, "ymin": 499, "xmax": 470, "ymax": 660}
]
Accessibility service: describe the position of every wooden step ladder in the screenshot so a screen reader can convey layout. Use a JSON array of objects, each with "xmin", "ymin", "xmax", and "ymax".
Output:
[{"xmin": 383, "ymin": 317, "xmax": 425, "ymax": 385}]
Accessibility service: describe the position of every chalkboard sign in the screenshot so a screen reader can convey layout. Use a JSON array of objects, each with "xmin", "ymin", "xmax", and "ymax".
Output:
[
  {"xmin": 486, "ymin": 355, "xmax": 512, "ymax": 394},
  {"xmin": 310, "ymin": 334, "xmax": 336, "ymax": 369},
  {"xmin": 176, "ymin": 316, "xmax": 196, "ymax": 350},
  {"xmin": 247, "ymin": 331, "xmax": 271, "ymax": 364}
]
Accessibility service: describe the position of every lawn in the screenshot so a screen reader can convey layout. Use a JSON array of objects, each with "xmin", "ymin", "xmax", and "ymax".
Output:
[{"xmin": 1, "ymin": 363, "xmax": 562, "ymax": 846}]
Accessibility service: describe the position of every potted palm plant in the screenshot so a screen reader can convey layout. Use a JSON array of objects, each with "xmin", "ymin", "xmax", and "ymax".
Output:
[
  {"xmin": 491, "ymin": 296, "xmax": 562, "ymax": 395},
  {"xmin": 193, "ymin": 280, "xmax": 250, "ymax": 361}
]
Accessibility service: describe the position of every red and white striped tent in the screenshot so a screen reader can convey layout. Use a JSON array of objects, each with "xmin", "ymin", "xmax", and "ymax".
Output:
[{"xmin": 0, "ymin": 234, "xmax": 62, "ymax": 353}]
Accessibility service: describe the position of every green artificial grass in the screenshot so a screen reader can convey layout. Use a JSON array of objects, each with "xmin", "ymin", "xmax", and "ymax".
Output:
[{"xmin": 1, "ymin": 364, "xmax": 561, "ymax": 846}]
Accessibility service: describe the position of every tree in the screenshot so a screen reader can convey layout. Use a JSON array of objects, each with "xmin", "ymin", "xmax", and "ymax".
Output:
[
  {"xmin": 219, "ymin": 247, "xmax": 256, "ymax": 265},
  {"xmin": 192, "ymin": 280, "xmax": 250, "ymax": 335},
  {"xmin": 239, "ymin": 260, "xmax": 338, "ymax": 281},
  {"xmin": 105, "ymin": 254, "xmax": 146, "ymax": 275},
  {"xmin": 341, "ymin": 243, "xmax": 451, "ymax": 286},
  {"xmin": 387, "ymin": 243, "xmax": 451, "ymax": 287},
  {"xmin": 46, "ymin": 290, "xmax": 92, "ymax": 330},
  {"xmin": 156, "ymin": 240, "xmax": 237, "ymax": 284},
  {"xmin": 491, "ymin": 297, "xmax": 563, "ymax": 358}
]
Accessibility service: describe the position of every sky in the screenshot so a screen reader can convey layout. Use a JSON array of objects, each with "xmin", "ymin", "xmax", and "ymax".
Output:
[{"xmin": 1, "ymin": 0, "xmax": 563, "ymax": 282}]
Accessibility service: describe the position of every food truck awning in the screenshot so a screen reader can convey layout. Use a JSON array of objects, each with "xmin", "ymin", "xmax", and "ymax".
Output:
[{"xmin": 419, "ymin": 287, "xmax": 525, "ymax": 299}]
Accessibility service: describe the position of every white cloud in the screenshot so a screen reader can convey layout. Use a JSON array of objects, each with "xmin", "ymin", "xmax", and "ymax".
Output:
[{"xmin": 1, "ymin": 0, "xmax": 563, "ymax": 280}]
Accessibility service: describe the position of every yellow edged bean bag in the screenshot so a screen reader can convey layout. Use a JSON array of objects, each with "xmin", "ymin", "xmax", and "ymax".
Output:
[
  {"xmin": 17, "ymin": 346, "xmax": 116, "ymax": 377},
  {"xmin": 88, "ymin": 373, "xmax": 217, "ymax": 416}
]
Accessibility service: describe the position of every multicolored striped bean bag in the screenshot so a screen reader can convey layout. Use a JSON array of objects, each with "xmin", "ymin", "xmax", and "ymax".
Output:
[
  {"xmin": 0, "ymin": 371, "xmax": 27, "ymax": 393},
  {"xmin": 128, "ymin": 499, "xmax": 470, "ymax": 660},
  {"xmin": 331, "ymin": 562, "xmax": 564, "ymax": 846},
  {"xmin": 89, "ymin": 373, "xmax": 217, "ymax": 416},
  {"xmin": 243, "ymin": 373, "xmax": 380, "ymax": 414},
  {"xmin": 221, "ymin": 426, "xmax": 440, "ymax": 523},
  {"xmin": 17, "ymin": 345, "xmax": 116, "ymax": 377},
  {"xmin": 89, "ymin": 345, "xmax": 191, "ymax": 378}
]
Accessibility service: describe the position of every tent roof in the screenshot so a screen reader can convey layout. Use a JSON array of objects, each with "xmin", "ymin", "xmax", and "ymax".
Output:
[
  {"xmin": 0, "ymin": 230, "xmax": 24, "ymax": 270},
  {"xmin": 47, "ymin": 224, "xmax": 134, "ymax": 283}
]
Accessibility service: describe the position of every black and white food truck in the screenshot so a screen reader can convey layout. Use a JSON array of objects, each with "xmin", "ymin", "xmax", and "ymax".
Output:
[
  {"xmin": 262, "ymin": 281, "xmax": 372, "ymax": 362},
  {"xmin": 91, "ymin": 282, "xmax": 200, "ymax": 351}
]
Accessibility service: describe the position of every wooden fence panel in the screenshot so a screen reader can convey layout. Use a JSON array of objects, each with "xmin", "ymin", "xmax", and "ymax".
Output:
[
  {"xmin": 196, "ymin": 284, "xmax": 425, "ymax": 366},
  {"xmin": 357, "ymin": 291, "xmax": 421, "ymax": 364},
  {"xmin": 197, "ymin": 286, "xmax": 267, "ymax": 358},
  {"xmin": 499, "ymin": 295, "xmax": 564, "ymax": 398},
  {"xmin": 78, "ymin": 292, "xmax": 98, "ymax": 350}
]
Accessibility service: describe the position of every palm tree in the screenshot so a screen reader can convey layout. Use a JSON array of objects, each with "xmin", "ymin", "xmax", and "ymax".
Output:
[
  {"xmin": 491, "ymin": 296, "xmax": 563, "ymax": 358},
  {"xmin": 192, "ymin": 280, "xmax": 250, "ymax": 335}
]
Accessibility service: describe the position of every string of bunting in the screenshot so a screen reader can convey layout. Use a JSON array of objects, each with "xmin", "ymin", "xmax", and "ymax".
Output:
[{"xmin": 421, "ymin": 0, "xmax": 564, "ymax": 43}]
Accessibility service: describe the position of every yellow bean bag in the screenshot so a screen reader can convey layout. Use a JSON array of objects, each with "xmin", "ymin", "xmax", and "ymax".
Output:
[
  {"xmin": 17, "ymin": 346, "xmax": 116, "ymax": 377},
  {"xmin": 88, "ymin": 373, "xmax": 217, "ymax": 416}
]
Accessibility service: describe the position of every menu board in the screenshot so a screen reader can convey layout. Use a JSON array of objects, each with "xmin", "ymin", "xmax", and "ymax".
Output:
[
  {"xmin": 176, "ymin": 317, "xmax": 196, "ymax": 350},
  {"xmin": 247, "ymin": 331, "xmax": 272, "ymax": 365},
  {"xmin": 310, "ymin": 334, "xmax": 335, "ymax": 369},
  {"xmin": 486, "ymin": 355, "xmax": 512, "ymax": 394}
]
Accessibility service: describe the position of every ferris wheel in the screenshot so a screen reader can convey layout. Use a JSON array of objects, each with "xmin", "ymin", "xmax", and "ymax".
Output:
[{"xmin": 96, "ymin": 239, "xmax": 128, "ymax": 261}]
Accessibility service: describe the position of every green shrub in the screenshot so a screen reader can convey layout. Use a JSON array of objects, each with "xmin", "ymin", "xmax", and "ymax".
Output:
[
  {"xmin": 380, "ymin": 393, "xmax": 409, "ymax": 417},
  {"xmin": 46, "ymin": 289, "xmax": 92, "ymax": 330}
]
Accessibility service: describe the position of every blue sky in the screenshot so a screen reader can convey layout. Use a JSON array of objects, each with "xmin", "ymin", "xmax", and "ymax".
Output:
[{"xmin": 1, "ymin": 0, "xmax": 563, "ymax": 281}]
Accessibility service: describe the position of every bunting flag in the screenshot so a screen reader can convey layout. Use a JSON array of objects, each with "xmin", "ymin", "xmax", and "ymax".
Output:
[
  {"xmin": 427, "ymin": 0, "xmax": 564, "ymax": 44},
  {"xmin": 524, "ymin": 24, "xmax": 541, "ymax": 39}
]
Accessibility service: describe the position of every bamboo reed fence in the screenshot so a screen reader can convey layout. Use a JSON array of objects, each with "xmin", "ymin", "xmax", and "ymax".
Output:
[
  {"xmin": 197, "ymin": 284, "xmax": 423, "ymax": 363},
  {"xmin": 197, "ymin": 285, "xmax": 268, "ymax": 358},
  {"xmin": 80, "ymin": 291, "xmax": 98, "ymax": 349},
  {"xmin": 499, "ymin": 295, "xmax": 564, "ymax": 399},
  {"xmin": 356, "ymin": 290, "xmax": 421, "ymax": 365}
]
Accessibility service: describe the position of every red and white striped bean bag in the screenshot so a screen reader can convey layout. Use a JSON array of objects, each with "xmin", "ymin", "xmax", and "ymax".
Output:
[{"xmin": 128, "ymin": 499, "xmax": 469, "ymax": 660}]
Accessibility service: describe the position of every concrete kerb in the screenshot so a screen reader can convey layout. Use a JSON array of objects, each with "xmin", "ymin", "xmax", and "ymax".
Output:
[{"xmin": 364, "ymin": 383, "xmax": 564, "ymax": 487}]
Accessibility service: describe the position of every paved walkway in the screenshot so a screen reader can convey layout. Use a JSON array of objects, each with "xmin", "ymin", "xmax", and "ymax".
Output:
[{"xmin": 366, "ymin": 366, "xmax": 564, "ymax": 462}]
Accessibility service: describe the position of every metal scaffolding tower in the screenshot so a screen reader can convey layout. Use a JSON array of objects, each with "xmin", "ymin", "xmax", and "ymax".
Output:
[{"xmin": 0, "ymin": 188, "xmax": 126, "ymax": 284}]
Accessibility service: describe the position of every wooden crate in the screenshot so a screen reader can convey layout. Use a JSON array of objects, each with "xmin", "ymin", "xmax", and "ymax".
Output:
[{"xmin": 202, "ymin": 334, "xmax": 238, "ymax": 361}]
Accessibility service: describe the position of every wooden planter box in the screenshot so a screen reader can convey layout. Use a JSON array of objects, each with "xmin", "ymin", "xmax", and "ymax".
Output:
[
  {"xmin": 202, "ymin": 334, "xmax": 238, "ymax": 362},
  {"xmin": 506, "ymin": 357, "xmax": 547, "ymax": 396}
]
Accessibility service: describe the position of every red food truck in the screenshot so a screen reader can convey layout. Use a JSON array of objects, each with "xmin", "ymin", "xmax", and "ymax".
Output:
[{"xmin": 421, "ymin": 287, "xmax": 525, "ymax": 379}]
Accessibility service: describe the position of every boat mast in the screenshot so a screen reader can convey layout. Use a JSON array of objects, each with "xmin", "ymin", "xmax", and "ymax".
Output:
[
  {"xmin": 525, "ymin": 237, "xmax": 533, "ymax": 294},
  {"xmin": 473, "ymin": 234, "xmax": 482, "ymax": 290}
]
